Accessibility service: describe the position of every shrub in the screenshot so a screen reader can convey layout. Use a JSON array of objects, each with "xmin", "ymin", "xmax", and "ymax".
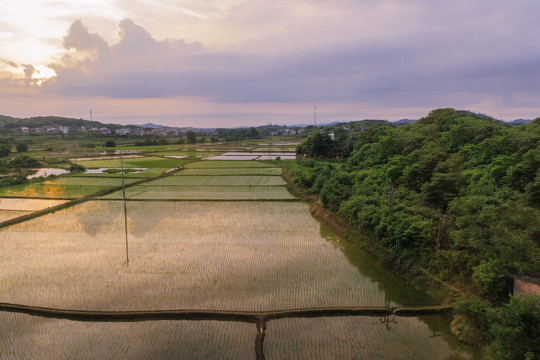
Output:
[
  {"xmin": 472, "ymin": 259, "xmax": 512, "ymax": 303},
  {"xmin": 487, "ymin": 294, "xmax": 540, "ymax": 360},
  {"xmin": 0, "ymin": 143, "xmax": 10, "ymax": 157},
  {"xmin": 16, "ymin": 143, "xmax": 28, "ymax": 152},
  {"xmin": 69, "ymin": 164, "xmax": 86, "ymax": 173}
]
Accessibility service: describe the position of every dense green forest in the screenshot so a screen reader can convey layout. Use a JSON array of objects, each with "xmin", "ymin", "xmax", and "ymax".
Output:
[{"xmin": 288, "ymin": 108, "xmax": 540, "ymax": 359}]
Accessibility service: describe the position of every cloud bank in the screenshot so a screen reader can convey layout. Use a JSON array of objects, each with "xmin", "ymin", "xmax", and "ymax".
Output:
[{"xmin": 1, "ymin": 0, "xmax": 540, "ymax": 126}]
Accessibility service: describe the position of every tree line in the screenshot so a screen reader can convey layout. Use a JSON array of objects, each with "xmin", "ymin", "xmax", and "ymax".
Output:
[{"xmin": 287, "ymin": 108, "xmax": 539, "ymax": 359}]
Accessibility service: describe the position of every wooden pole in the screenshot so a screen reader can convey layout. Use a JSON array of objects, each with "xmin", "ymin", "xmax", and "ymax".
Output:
[{"xmin": 120, "ymin": 150, "xmax": 129, "ymax": 266}]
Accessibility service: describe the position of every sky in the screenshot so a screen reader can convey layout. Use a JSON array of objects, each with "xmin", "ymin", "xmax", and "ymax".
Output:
[{"xmin": 1, "ymin": 0, "xmax": 540, "ymax": 127}]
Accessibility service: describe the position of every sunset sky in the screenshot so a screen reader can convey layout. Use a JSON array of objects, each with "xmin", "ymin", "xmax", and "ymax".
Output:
[{"xmin": 1, "ymin": 0, "xmax": 539, "ymax": 127}]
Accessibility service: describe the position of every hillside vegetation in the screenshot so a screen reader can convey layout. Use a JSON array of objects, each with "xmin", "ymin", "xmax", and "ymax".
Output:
[{"xmin": 288, "ymin": 108, "xmax": 540, "ymax": 359}]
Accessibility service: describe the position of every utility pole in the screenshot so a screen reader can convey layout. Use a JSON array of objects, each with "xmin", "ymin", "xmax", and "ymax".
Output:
[
  {"xmin": 387, "ymin": 180, "xmax": 394, "ymax": 216},
  {"xmin": 436, "ymin": 215, "xmax": 442, "ymax": 252},
  {"xmin": 314, "ymin": 106, "xmax": 317, "ymax": 126},
  {"xmin": 120, "ymin": 150, "xmax": 129, "ymax": 266},
  {"xmin": 89, "ymin": 109, "xmax": 93, "ymax": 122}
]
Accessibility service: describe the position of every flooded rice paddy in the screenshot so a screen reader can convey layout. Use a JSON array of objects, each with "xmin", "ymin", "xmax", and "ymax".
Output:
[
  {"xmin": 84, "ymin": 167, "xmax": 147, "ymax": 174},
  {"xmin": 0, "ymin": 160, "xmax": 477, "ymax": 359},
  {"xmin": 208, "ymin": 152, "xmax": 296, "ymax": 160},
  {"xmin": 26, "ymin": 168, "xmax": 70, "ymax": 179}
]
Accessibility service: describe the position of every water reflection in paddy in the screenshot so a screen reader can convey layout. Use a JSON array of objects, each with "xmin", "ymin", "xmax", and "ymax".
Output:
[
  {"xmin": 0, "ymin": 161, "xmax": 477, "ymax": 359},
  {"xmin": 26, "ymin": 168, "xmax": 69, "ymax": 179}
]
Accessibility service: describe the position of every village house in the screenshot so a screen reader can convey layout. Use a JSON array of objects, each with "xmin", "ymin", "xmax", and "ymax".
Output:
[
  {"xmin": 512, "ymin": 274, "xmax": 540, "ymax": 298},
  {"xmin": 115, "ymin": 128, "xmax": 131, "ymax": 136}
]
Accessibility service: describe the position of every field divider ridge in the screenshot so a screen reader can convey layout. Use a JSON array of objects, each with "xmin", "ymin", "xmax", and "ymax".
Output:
[{"xmin": 0, "ymin": 302, "xmax": 453, "ymax": 323}]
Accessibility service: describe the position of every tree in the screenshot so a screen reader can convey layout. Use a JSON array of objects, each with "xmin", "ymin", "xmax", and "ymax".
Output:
[
  {"xmin": 16, "ymin": 143, "xmax": 28, "ymax": 153},
  {"xmin": 298, "ymin": 132, "xmax": 333, "ymax": 158},
  {"xmin": 0, "ymin": 143, "xmax": 10, "ymax": 157},
  {"xmin": 104, "ymin": 140, "xmax": 116, "ymax": 147},
  {"xmin": 186, "ymin": 130, "xmax": 197, "ymax": 144}
]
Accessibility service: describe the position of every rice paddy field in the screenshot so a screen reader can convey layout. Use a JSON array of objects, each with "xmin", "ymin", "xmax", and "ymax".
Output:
[
  {"xmin": 0, "ymin": 177, "xmax": 140, "ymax": 199},
  {"xmin": 0, "ymin": 158, "xmax": 477, "ymax": 359},
  {"xmin": 71, "ymin": 155, "xmax": 186, "ymax": 169}
]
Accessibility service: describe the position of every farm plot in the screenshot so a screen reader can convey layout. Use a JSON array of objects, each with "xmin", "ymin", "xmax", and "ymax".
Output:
[
  {"xmin": 0, "ymin": 198, "xmax": 68, "ymax": 211},
  {"xmin": 0, "ymin": 200, "xmax": 433, "ymax": 311},
  {"xmin": 72, "ymin": 156, "xmax": 186, "ymax": 170},
  {"xmin": 0, "ymin": 210, "xmax": 32, "ymax": 222},
  {"xmin": 143, "ymin": 175, "xmax": 286, "ymax": 186},
  {"xmin": 264, "ymin": 316, "xmax": 475, "ymax": 360},
  {"xmin": 207, "ymin": 152, "xmax": 297, "ymax": 161},
  {"xmin": 0, "ymin": 177, "xmax": 139, "ymax": 199},
  {"xmin": 76, "ymin": 167, "xmax": 175, "ymax": 178},
  {"xmin": 186, "ymin": 160, "xmax": 275, "ymax": 168},
  {"xmin": 175, "ymin": 167, "xmax": 282, "ymax": 176},
  {"xmin": 1, "ymin": 312, "xmax": 254, "ymax": 360},
  {"xmin": 102, "ymin": 185, "xmax": 295, "ymax": 200}
]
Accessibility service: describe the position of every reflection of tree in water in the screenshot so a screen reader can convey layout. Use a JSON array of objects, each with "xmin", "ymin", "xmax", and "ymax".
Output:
[
  {"xmin": 419, "ymin": 315, "xmax": 478, "ymax": 360},
  {"xmin": 319, "ymin": 222, "xmax": 434, "ymax": 307},
  {"xmin": 126, "ymin": 202, "xmax": 176, "ymax": 238},
  {"xmin": 320, "ymin": 223, "xmax": 477, "ymax": 359},
  {"xmin": 76, "ymin": 201, "xmax": 122, "ymax": 236}
]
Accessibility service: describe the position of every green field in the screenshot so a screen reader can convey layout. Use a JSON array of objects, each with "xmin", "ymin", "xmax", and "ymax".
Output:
[
  {"xmin": 103, "ymin": 185, "xmax": 295, "ymax": 200},
  {"xmin": 144, "ymin": 175, "xmax": 285, "ymax": 186},
  {"xmin": 175, "ymin": 167, "xmax": 283, "ymax": 176},
  {"xmin": 184, "ymin": 160, "xmax": 276, "ymax": 168},
  {"xmin": 73, "ymin": 156, "xmax": 187, "ymax": 169}
]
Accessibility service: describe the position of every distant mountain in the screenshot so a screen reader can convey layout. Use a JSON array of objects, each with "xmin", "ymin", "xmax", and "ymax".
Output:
[
  {"xmin": 0, "ymin": 115, "xmax": 126, "ymax": 131},
  {"xmin": 509, "ymin": 119, "xmax": 532, "ymax": 124},
  {"xmin": 139, "ymin": 123, "xmax": 165, "ymax": 129},
  {"xmin": 394, "ymin": 119, "xmax": 416, "ymax": 124}
]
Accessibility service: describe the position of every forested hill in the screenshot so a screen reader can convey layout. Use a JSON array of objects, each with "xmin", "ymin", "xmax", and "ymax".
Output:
[
  {"xmin": 288, "ymin": 108, "xmax": 540, "ymax": 356},
  {"xmin": 290, "ymin": 108, "xmax": 540, "ymax": 298},
  {"xmin": 0, "ymin": 115, "xmax": 126, "ymax": 132}
]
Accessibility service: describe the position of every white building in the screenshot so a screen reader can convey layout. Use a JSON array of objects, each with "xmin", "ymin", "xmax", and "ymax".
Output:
[{"xmin": 116, "ymin": 128, "xmax": 131, "ymax": 136}]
